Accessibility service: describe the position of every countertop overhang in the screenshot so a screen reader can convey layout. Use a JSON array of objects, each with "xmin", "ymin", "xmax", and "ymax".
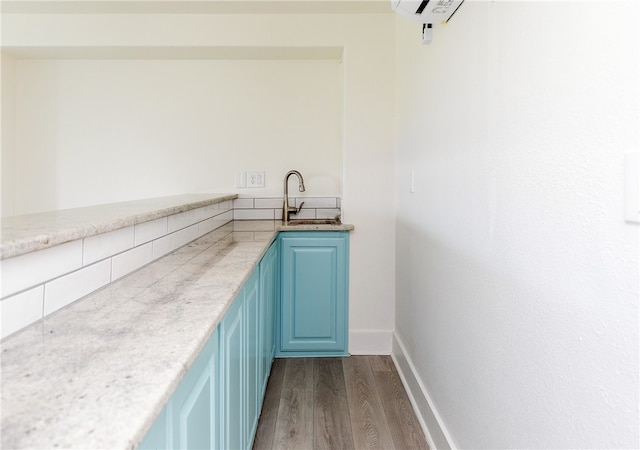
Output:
[{"xmin": 0, "ymin": 194, "xmax": 238, "ymax": 259}]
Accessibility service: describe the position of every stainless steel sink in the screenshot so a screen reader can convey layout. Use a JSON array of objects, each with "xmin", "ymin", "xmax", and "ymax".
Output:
[{"xmin": 286, "ymin": 218, "xmax": 342, "ymax": 226}]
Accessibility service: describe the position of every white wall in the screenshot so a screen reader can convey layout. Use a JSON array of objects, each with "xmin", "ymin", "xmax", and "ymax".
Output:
[
  {"xmin": 1, "ymin": 10, "xmax": 397, "ymax": 354},
  {"xmin": 1, "ymin": 53, "xmax": 17, "ymax": 217},
  {"xmin": 12, "ymin": 58, "xmax": 342, "ymax": 214},
  {"xmin": 395, "ymin": 1, "xmax": 639, "ymax": 448}
]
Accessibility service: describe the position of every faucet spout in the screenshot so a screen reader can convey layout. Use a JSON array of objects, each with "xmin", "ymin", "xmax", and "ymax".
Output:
[{"xmin": 283, "ymin": 170, "xmax": 306, "ymax": 223}]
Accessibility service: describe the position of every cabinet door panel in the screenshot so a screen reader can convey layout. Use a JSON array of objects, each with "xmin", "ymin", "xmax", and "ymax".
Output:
[
  {"xmin": 245, "ymin": 270, "xmax": 260, "ymax": 445},
  {"xmin": 259, "ymin": 241, "xmax": 277, "ymax": 397},
  {"xmin": 220, "ymin": 296, "xmax": 244, "ymax": 450},
  {"xmin": 169, "ymin": 331, "xmax": 218, "ymax": 450},
  {"xmin": 291, "ymin": 247, "xmax": 336, "ymax": 339},
  {"xmin": 177, "ymin": 370, "xmax": 212, "ymax": 449},
  {"xmin": 280, "ymin": 234, "xmax": 348, "ymax": 355}
]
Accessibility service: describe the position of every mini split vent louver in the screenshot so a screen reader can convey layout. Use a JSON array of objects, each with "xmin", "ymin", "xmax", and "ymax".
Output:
[{"xmin": 391, "ymin": 0, "xmax": 465, "ymax": 44}]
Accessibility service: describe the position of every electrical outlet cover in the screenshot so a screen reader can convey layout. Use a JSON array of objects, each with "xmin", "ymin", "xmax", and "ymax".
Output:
[{"xmin": 247, "ymin": 171, "xmax": 265, "ymax": 188}]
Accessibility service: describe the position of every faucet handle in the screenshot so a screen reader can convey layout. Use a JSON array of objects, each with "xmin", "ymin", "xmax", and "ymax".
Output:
[{"xmin": 297, "ymin": 201, "xmax": 305, "ymax": 213}]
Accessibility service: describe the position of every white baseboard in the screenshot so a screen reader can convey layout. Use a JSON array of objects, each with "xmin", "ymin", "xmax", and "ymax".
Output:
[
  {"xmin": 348, "ymin": 329, "xmax": 393, "ymax": 355},
  {"xmin": 391, "ymin": 333, "xmax": 456, "ymax": 450}
]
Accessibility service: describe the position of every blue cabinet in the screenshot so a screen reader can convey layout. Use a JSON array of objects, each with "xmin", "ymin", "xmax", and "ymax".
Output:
[
  {"xmin": 140, "ymin": 244, "xmax": 276, "ymax": 450},
  {"xmin": 139, "ymin": 232, "xmax": 347, "ymax": 450},
  {"xmin": 278, "ymin": 232, "xmax": 349, "ymax": 357}
]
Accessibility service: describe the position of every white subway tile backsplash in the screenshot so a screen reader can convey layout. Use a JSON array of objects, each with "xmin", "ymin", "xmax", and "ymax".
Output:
[
  {"xmin": 83, "ymin": 226, "xmax": 134, "ymax": 266},
  {"xmin": 167, "ymin": 210, "xmax": 194, "ymax": 233},
  {"xmin": 292, "ymin": 208, "xmax": 316, "ymax": 220},
  {"xmin": 198, "ymin": 217, "xmax": 216, "ymax": 237},
  {"xmin": 206, "ymin": 202, "xmax": 230, "ymax": 217},
  {"xmin": 176, "ymin": 224, "xmax": 201, "ymax": 248},
  {"xmin": 0, "ymin": 240, "xmax": 83, "ymax": 299},
  {"xmin": 134, "ymin": 218, "xmax": 168, "ymax": 246},
  {"xmin": 152, "ymin": 233, "xmax": 181, "ymax": 260},
  {"xmin": 295, "ymin": 197, "xmax": 337, "ymax": 208},
  {"xmin": 231, "ymin": 197, "xmax": 341, "ymax": 222},
  {"xmin": 219, "ymin": 200, "xmax": 232, "ymax": 211},
  {"xmin": 112, "ymin": 243, "xmax": 153, "ymax": 281},
  {"xmin": 254, "ymin": 198, "xmax": 283, "ymax": 209},
  {"xmin": 198, "ymin": 211, "xmax": 233, "ymax": 236},
  {"xmin": 233, "ymin": 209, "xmax": 275, "ymax": 220},
  {"xmin": 233, "ymin": 198, "xmax": 254, "ymax": 209},
  {"xmin": 1, "ymin": 286, "xmax": 44, "ymax": 339},
  {"xmin": 44, "ymin": 260, "xmax": 112, "ymax": 316},
  {"xmin": 191, "ymin": 206, "xmax": 211, "ymax": 223},
  {"xmin": 316, "ymin": 208, "xmax": 342, "ymax": 220},
  {"xmin": 205, "ymin": 203, "xmax": 220, "ymax": 214}
]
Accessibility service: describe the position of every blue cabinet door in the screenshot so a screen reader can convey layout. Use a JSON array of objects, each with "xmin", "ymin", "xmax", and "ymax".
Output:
[
  {"xmin": 169, "ymin": 331, "xmax": 219, "ymax": 450},
  {"xmin": 259, "ymin": 241, "xmax": 278, "ymax": 397},
  {"xmin": 244, "ymin": 270, "xmax": 260, "ymax": 447},
  {"xmin": 220, "ymin": 291, "xmax": 245, "ymax": 450},
  {"xmin": 278, "ymin": 232, "xmax": 349, "ymax": 356}
]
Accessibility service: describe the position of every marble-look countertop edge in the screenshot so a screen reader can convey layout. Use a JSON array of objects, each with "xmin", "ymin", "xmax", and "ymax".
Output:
[{"xmin": 0, "ymin": 194, "xmax": 238, "ymax": 259}]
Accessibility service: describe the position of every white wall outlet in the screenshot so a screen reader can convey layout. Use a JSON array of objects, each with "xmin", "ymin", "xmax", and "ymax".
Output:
[
  {"xmin": 624, "ymin": 151, "xmax": 639, "ymax": 223},
  {"xmin": 236, "ymin": 171, "xmax": 246, "ymax": 188},
  {"xmin": 247, "ymin": 171, "xmax": 265, "ymax": 188}
]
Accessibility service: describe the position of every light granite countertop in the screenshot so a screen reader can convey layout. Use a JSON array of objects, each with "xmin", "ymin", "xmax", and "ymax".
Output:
[
  {"xmin": 1, "ymin": 223, "xmax": 274, "ymax": 449},
  {"xmin": 0, "ymin": 194, "xmax": 238, "ymax": 259},
  {"xmin": 0, "ymin": 219, "xmax": 353, "ymax": 449}
]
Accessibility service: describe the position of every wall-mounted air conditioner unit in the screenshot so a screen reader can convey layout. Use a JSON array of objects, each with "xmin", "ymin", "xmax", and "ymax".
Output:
[{"xmin": 391, "ymin": 0, "xmax": 465, "ymax": 44}]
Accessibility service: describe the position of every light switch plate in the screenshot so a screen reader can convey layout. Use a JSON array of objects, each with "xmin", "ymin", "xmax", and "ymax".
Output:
[
  {"xmin": 624, "ymin": 151, "xmax": 639, "ymax": 223},
  {"xmin": 247, "ymin": 171, "xmax": 265, "ymax": 188}
]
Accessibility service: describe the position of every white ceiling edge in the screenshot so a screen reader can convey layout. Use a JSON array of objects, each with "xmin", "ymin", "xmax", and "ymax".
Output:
[
  {"xmin": 1, "ymin": 0, "xmax": 393, "ymax": 15},
  {"xmin": 1, "ymin": 45, "xmax": 345, "ymax": 60}
]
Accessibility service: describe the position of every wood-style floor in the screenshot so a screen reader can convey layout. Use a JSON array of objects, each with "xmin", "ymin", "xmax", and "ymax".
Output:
[{"xmin": 252, "ymin": 355, "xmax": 429, "ymax": 450}]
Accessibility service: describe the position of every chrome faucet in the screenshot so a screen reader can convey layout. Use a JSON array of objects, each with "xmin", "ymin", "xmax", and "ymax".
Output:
[{"xmin": 282, "ymin": 170, "xmax": 306, "ymax": 223}]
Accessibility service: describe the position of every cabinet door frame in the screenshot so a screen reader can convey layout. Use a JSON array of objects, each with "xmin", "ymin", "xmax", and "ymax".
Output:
[
  {"xmin": 245, "ymin": 269, "xmax": 261, "ymax": 446},
  {"xmin": 259, "ymin": 241, "xmax": 278, "ymax": 399},
  {"xmin": 219, "ymin": 290, "xmax": 245, "ymax": 450},
  {"xmin": 277, "ymin": 231, "xmax": 349, "ymax": 357}
]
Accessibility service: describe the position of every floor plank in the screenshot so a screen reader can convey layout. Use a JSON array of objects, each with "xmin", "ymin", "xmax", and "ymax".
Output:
[
  {"xmin": 271, "ymin": 358, "xmax": 314, "ymax": 449},
  {"xmin": 256, "ymin": 356, "xmax": 429, "ymax": 450},
  {"xmin": 368, "ymin": 355, "xmax": 395, "ymax": 372},
  {"xmin": 313, "ymin": 358, "xmax": 355, "ymax": 450},
  {"xmin": 375, "ymin": 370, "xmax": 429, "ymax": 450},
  {"xmin": 253, "ymin": 358, "xmax": 287, "ymax": 450},
  {"xmin": 343, "ymin": 356, "xmax": 396, "ymax": 450}
]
